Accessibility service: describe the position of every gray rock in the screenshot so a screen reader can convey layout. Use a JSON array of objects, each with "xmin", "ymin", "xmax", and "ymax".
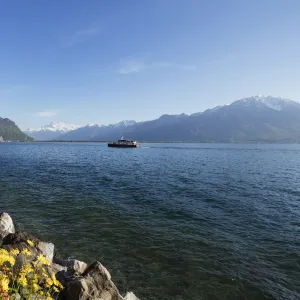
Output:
[
  {"xmin": 0, "ymin": 230, "xmax": 9, "ymax": 241},
  {"xmin": 0, "ymin": 212, "xmax": 15, "ymax": 233},
  {"xmin": 83, "ymin": 262, "xmax": 122, "ymax": 300},
  {"xmin": 82, "ymin": 261, "xmax": 111, "ymax": 280},
  {"xmin": 124, "ymin": 292, "xmax": 140, "ymax": 300},
  {"xmin": 37, "ymin": 241, "xmax": 54, "ymax": 262},
  {"xmin": 58, "ymin": 258, "xmax": 88, "ymax": 275},
  {"xmin": 65, "ymin": 277, "xmax": 90, "ymax": 300},
  {"xmin": 10, "ymin": 293, "xmax": 21, "ymax": 300},
  {"xmin": 3, "ymin": 232, "xmax": 55, "ymax": 263},
  {"xmin": 2, "ymin": 231, "xmax": 40, "ymax": 246},
  {"xmin": 54, "ymin": 259, "xmax": 87, "ymax": 288},
  {"xmin": 51, "ymin": 262, "xmax": 67, "ymax": 274},
  {"xmin": 64, "ymin": 261, "xmax": 123, "ymax": 300},
  {"xmin": 56, "ymin": 269, "xmax": 70, "ymax": 287}
]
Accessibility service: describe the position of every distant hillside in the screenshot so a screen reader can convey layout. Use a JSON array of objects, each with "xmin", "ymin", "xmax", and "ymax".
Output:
[
  {"xmin": 0, "ymin": 117, "xmax": 33, "ymax": 142},
  {"xmin": 57, "ymin": 96, "xmax": 300, "ymax": 143},
  {"xmin": 128, "ymin": 96, "xmax": 300, "ymax": 142}
]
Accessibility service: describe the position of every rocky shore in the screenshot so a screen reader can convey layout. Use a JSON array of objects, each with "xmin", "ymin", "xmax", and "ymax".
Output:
[{"xmin": 0, "ymin": 212, "xmax": 139, "ymax": 300}]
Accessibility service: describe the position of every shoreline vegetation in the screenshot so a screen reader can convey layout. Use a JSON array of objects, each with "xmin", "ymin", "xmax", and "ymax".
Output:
[{"xmin": 0, "ymin": 212, "xmax": 139, "ymax": 300}]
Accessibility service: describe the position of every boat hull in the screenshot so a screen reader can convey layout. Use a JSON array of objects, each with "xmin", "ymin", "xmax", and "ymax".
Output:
[{"xmin": 107, "ymin": 143, "xmax": 138, "ymax": 148}]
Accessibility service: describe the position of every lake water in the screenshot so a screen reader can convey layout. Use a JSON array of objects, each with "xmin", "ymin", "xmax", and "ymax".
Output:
[{"xmin": 0, "ymin": 142, "xmax": 300, "ymax": 300}]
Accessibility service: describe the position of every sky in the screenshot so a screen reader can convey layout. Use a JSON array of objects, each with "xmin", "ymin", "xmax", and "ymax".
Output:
[{"xmin": 0, "ymin": 0, "xmax": 300, "ymax": 129}]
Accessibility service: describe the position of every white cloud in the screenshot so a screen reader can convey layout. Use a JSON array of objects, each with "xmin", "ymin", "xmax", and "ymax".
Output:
[
  {"xmin": 34, "ymin": 110, "xmax": 60, "ymax": 117},
  {"xmin": 117, "ymin": 58, "xmax": 196, "ymax": 74},
  {"xmin": 64, "ymin": 26, "xmax": 100, "ymax": 47},
  {"xmin": 118, "ymin": 59, "xmax": 147, "ymax": 74}
]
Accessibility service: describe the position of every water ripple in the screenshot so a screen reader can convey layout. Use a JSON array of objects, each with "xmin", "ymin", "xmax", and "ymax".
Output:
[{"xmin": 1, "ymin": 142, "xmax": 300, "ymax": 299}]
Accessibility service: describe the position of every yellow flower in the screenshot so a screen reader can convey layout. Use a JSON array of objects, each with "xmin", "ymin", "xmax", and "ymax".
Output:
[
  {"xmin": 17, "ymin": 274, "xmax": 27, "ymax": 287},
  {"xmin": 32, "ymin": 283, "xmax": 40, "ymax": 292},
  {"xmin": 0, "ymin": 249, "xmax": 9, "ymax": 256},
  {"xmin": 32, "ymin": 274, "xmax": 39, "ymax": 284},
  {"xmin": 10, "ymin": 249, "xmax": 20, "ymax": 256},
  {"xmin": 0, "ymin": 252, "xmax": 15, "ymax": 266},
  {"xmin": 27, "ymin": 240, "xmax": 35, "ymax": 247},
  {"xmin": 39, "ymin": 291, "xmax": 44, "ymax": 295},
  {"xmin": 36, "ymin": 254, "xmax": 50, "ymax": 266},
  {"xmin": 51, "ymin": 273, "xmax": 58, "ymax": 286},
  {"xmin": 44, "ymin": 277, "xmax": 53, "ymax": 288},
  {"xmin": 21, "ymin": 264, "xmax": 33, "ymax": 274},
  {"xmin": 21, "ymin": 248, "xmax": 31, "ymax": 256},
  {"xmin": 8, "ymin": 256, "xmax": 15, "ymax": 266},
  {"xmin": 0, "ymin": 274, "xmax": 9, "ymax": 292},
  {"xmin": 53, "ymin": 286, "xmax": 60, "ymax": 293},
  {"xmin": 46, "ymin": 297, "xmax": 52, "ymax": 300}
]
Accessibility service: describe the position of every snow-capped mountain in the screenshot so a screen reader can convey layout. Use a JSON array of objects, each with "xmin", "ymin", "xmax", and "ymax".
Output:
[
  {"xmin": 25, "ymin": 121, "xmax": 81, "ymax": 140},
  {"xmin": 22, "ymin": 96, "xmax": 300, "ymax": 142},
  {"xmin": 58, "ymin": 120, "xmax": 138, "ymax": 140},
  {"xmin": 80, "ymin": 121, "xmax": 136, "ymax": 129},
  {"xmin": 86, "ymin": 124, "xmax": 102, "ymax": 128},
  {"xmin": 231, "ymin": 95, "xmax": 300, "ymax": 111},
  {"xmin": 111, "ymin": 120, "xmax": 137, "ymax": 127},
  {"xmin": 27, "ymin": 121, "xmax": 80, "ymax": 132},
  {"xmin": 117, "ymin": 95, "xmax": 300, "ymax": 142}
]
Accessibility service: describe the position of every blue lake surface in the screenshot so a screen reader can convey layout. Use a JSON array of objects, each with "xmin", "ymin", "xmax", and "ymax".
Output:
[{"xmin": 0, "ymin": 142, "xmax": 300, "ymax": 300}]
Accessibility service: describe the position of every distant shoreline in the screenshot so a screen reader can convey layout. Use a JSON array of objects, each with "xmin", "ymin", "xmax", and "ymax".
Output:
[{"xmin": 19, "ymin": 140, "xmax": 300, "ymax": 144}]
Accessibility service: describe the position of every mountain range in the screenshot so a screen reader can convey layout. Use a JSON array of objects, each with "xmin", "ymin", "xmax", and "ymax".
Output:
[
  {"xmin": 20, "ymin": 95, "xmax": 300, "ymax": 143},
  {"xmin": 24, "ymin": 121, "xmax": 81, "ymax": 140},
  {"xmin": 0, "ymin": 117, "xmax": 33, "ymax": 142}
]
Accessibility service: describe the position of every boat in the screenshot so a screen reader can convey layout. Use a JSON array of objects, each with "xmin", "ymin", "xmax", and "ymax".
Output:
[{"xmin": 108, "ymin": 137, "xmax": 139, "ymax": 148}]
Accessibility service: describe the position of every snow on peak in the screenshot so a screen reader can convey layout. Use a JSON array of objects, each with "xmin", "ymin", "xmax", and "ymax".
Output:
[
  {"xmin": 113, "ymin": 120, "xmax": 137, "ymax": 127},
  {"xmin": 27, "ymin": 121, "xmax": 81, "ymax": 133},
  {"xmin": 86, "ymin": 124, "xmax": 100, "ymax": 127},
  {"xmin": 232, "ymin": 95, "xmax": 299, "ymax": 111}
]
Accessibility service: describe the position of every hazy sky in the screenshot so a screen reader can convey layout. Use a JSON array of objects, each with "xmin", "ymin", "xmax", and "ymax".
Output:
[{"xmin": 1, "ymin": 0, "xmax": 300, "ymax": 129}]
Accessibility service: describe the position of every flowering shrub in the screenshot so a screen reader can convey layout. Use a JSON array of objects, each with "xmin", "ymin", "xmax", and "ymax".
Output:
[{"xmin": 0, "ymin": 240, "xmax": 63, "ymax": 299}]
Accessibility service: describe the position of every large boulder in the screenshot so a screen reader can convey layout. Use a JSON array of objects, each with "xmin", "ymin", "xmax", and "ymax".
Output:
[
  {"xmin": 55, "ymin": 259, "xmax": 88, "ymax": 288},
  {"xmin": 82, "ymin": 261, "xmax": 112, "ymax": 281},
  {"xmin": 0, "ymin": 212, "xmax": 15, "ymax": 233},
  {"xmin": 124, "ymin": 292, "xmax": 140, "ymax": 300},
  {"xmin": 65, "ymin": 278, "xmax": 90, "ymax": 300},
  {"xmin": 58, "ymin": 259, "xmax": 88, "ymax": 275},
  {"xmin": 2, "ymin": 232, "xmax": 55, "ymax": 263},
  {"xmin": 2, "ymin": 231, "xmax": 40, "ymax": 246},
  {"xmin": 37, "ymin": 241, "xmax": 55, "ymax": 262},
  {"xmin": 64, "ymin": 261, "xmax": 123, "ymax": 300},
  {"xmin": 0, "ymin": 230, "xmax": 10, "ymax": 241}
]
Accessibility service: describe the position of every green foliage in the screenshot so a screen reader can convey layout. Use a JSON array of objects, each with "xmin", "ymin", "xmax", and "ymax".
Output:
[{"xmin": 0, "ymin": 118, "xmax": 34, "ymax": 142}]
